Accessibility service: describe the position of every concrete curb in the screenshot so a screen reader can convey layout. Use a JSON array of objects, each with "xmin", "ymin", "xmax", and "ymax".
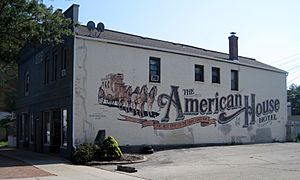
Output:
[{"xmin": 87, "ymin": 155, "xmax": 147, "ymax": 166}]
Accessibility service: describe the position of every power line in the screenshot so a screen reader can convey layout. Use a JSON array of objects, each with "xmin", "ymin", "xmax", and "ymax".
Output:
[
  {"xmin": 272, "ymin": 56, "xmax": 300, "ymax": 67},
  {"xmin": 286, "ymin": 64, "xmax": 300, "ymax": 71},
  {"xmin": 269, "ymin": 53, "xmax": 300, "ymax": 65},
  {"xmin": 288, "ymin": 74, "xmax": 300, "ymax": 84}
]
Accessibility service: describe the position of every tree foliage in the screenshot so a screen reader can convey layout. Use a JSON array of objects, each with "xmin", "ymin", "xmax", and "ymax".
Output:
[
  {"xmin": 0, "ymin": 0, "xmax": 72, "ymax": 68},
  {"xmin": 0, "ymin": 0, "xmax": 73, "ymax": 112},
  {"xmin": 0, "ymin": 62, "xmax": 16, "ymax": 112},
  {"xmin": 287, "ymin": 84, "xmax": 300, "ymax": 115}
]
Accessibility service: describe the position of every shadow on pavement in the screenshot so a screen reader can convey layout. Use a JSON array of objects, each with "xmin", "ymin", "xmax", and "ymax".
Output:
[
  {"xmin": 0, "ymin": 148, "xmax": 70, "ymax": 166},
  {"xmin": 0, "ymin": 149, "xmax": 56, "ymax": 179}
]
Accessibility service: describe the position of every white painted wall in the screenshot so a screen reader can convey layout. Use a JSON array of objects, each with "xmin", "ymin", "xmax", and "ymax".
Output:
[{"xmin": 73, "ymin": 36, "xmax": 287, "ymax": 146}]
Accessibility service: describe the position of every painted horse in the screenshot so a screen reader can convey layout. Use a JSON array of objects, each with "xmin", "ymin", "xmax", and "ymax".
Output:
[{"xmin": 147, "ymin": 86, "xmax": 157, "ymax": 117}]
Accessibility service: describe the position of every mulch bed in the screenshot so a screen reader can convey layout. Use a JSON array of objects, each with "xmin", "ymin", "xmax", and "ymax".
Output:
[{"xmin": 87, "ymin": 154, "xmax": 146, "ymax": 166}]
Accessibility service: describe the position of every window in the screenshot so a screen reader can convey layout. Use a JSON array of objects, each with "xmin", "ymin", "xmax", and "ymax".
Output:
[
  {"xmin": 231, "ymin": 70, "xmax": 239, "ymax": 91},
  {"xmin": 44, "ymin": 112, "xmax": 51, "ymax": 144},
  {"xmin": 52, "ymin": 52, "xmax": 58, "ymax": 81},
  {"xmin": 21, "ymin": 113, "xmax": 29, "ymax": 142},
  {"xmin": 61, "ymin": 47, "xmax": 67, "ymax": 77},
  {"xmin": 149, "ymin": 57, "xmax": 160, "ymax": 83},
  {"xmin": 212, "ymin": 67, "xmax": 220, "ymax": 84},
  {"xmin": 61, "ymin": 109, "xmax": 68, "ymax": 147},
  {"xmin": 25, "ymin": 72, "xmax": 30, "ymax": 96},
  {"xmin": 29, "ymin": 114, "xmax": 34, "ymax": 143},
  {"xmin": 195, "ymin": 64, "xmax": 204, "ymax": 82},
  {"xmin": 44, "ymin": 57, "xmax": 50, "ymax": 84}
]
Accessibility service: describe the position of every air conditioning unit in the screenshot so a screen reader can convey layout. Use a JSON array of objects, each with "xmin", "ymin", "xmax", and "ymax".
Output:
[
  {"xmin": 61, "ymin": 69, "xmax": 66, "ymax": 77},
  {"xmin": 150, "ymin": 75, "xmax": 159, "ymax": 82}
]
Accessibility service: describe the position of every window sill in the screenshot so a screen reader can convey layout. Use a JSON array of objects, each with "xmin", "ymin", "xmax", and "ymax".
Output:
[
  {"xmin": 194, "ymin": 80, "xmax": 205, "ymax": 84},
  {"xmin": 149, "ymin": 81, "xmax": 161, "ymax": 85}
]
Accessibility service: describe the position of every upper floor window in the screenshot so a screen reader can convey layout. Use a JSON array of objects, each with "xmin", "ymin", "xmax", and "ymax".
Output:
[
  {"xmin": 44, "ymin": 56, "xmax": 50, "ymax": 84},
  {"xmin": 52, "ymin": 52, "xmax": 58, "ymax": 81},
  {"xmin": 195, "ymin": 64, "xmax": 204, "ymax": 82},
  {"xmin": 25, "ymin": 72, "xmax": 30, "ymax": 96},
  {"xmin": 61, "ymin": 47, "xmax": 67, "ymax": 77},
  {"xmin": 212, "ymin": 67, "xmax": 220, "ymax": 84},
  {"xmin": 149, "ymin": 57, "xmax": 160, "ymax": 83},
  {"xmin": 231, "ymin": 70, "xmax": 239, "ymax": 91}
]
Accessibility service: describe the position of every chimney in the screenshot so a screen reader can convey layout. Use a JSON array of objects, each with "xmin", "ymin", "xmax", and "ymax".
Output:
[
  {"xmin": 228, "ymin": 32, "xmax": 238, "ymax": 60},
  {"xmin": 63, "ymin": 4, "xmax": 79, "ymax": 24}
]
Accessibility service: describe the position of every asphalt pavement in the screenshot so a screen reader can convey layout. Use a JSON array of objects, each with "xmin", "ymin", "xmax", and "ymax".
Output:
[
  {"xmin": 1, "ymin": 143, "xmax": 300, "ymax": 180},
  {"xmin": 98, "ymin": 143, "xmax": 300, "ymax": 180}
]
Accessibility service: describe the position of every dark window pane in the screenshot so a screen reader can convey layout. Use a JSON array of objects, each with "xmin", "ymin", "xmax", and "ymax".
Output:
[
  {"xmin": 231, "ymin": 70, "xmax": 238, "ymax": 90},
  {"xmin": 149, "ymin": 57, "xmax": 160, "ymax": 83},
  {"xmin": 195, "ymin": 65, "xmax": 204, "ymax": 82},
  {"xmin": 212, "ymin": 67, "xmax": 220, "ymax": 83}
]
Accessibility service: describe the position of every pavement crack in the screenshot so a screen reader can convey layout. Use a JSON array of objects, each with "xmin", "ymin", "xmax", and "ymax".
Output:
[
  {"xmin": 250, "ymin": 157, "xmax": 275, "ymax": 164},
  {"xmin": 256, "ymin": 165, "xmax": 300, "ymax": 172}
]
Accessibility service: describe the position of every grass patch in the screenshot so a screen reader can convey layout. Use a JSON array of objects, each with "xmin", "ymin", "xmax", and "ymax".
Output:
[{"xmin": 0, "ymin": 141, "xmax": 8, "ymax": 148}]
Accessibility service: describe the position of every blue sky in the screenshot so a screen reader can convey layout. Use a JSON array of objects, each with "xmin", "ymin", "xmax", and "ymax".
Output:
[{"xmin": 45, "ymin": 0, "xmax": 300, "ymax": 87}]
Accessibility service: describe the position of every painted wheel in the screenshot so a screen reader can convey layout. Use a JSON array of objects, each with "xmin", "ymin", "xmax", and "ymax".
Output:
[
  {"xmin": 107, "ymin": 94, "xmax": 113, "ymax": 106},
  {"xmin": 98, "ymin": 89, "xmax": 105, "ymax": 104}
]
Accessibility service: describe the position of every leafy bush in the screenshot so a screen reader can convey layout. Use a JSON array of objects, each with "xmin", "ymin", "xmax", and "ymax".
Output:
[
  {"xmin": 295, "ymin": 134, "xmax": 300, "ymax": 142},
  {"xmin": 72, "ymin": 136, "xmax": 123, "ymax": 164},
  {"xmin": 102, "ymin": 136, "xmax": 123, "ymax": 160},
  {"xmin": 72, "ymin": 143, "xmax": 96, "ymax": 165}
]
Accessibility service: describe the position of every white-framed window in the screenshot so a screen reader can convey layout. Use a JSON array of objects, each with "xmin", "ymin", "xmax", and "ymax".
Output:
[
  {"xmin": 231, "ymin": 70, "xmax": 239, "ymax": 91},
  {"xmin": 195, "ymin": 64, "xmax": 204, "ymax": 82},
  {"xmin": 212, "ymin": 67, "xmax": 220, "ymax": 84},
  {"xmin": 149, "ymin": 57, "xmax": 160, "ymax": 83}
]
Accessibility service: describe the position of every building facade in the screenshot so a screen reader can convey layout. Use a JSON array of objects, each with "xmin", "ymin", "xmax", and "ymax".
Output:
[{"xmin": 17, "ymin": 4, "xmax": 287, "ymax": 158}]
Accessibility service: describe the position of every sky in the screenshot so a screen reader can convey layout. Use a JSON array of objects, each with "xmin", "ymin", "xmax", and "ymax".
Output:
[{"xmin": 44, "ymin": 0, "xmax": 300, "ymax": 88}]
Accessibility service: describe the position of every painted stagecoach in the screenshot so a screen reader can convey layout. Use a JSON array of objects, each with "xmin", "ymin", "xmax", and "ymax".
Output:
[
  {"xmin": 98, "ymin": 73, "xmax": 125, "ymax": 105},
  {"xmin": 98, "ymin": 73, "xmax": 158, "ymax": 117}
]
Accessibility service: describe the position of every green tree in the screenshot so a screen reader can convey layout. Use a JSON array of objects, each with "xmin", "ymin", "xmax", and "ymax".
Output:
[
  {"xmin": 0, "ymin": 0, "xmax": 72, "ymax": 69},
  {"xmin": 287, "ymin": 84, "xmax": 300, "ymax": 115},
  {"xmin": 0, "ymin": 0, "xmax": 73, "ymax": 112}
]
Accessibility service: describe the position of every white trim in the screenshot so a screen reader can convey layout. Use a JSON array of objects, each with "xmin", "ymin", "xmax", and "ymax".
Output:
[
  {"xmin": 72, "ymin": 36, "xmax": 76, "ymax": 149},
  {"xmin": 75, "ymin": 35, "xmax": 286, "ymax": 74}
]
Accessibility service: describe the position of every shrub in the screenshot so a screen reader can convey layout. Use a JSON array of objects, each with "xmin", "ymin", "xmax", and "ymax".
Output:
[
  {"xmin": 102, "ymin": 136, "xmax": 123, "ymax": 160},
  {"xmin": 72, "ymin": 136, "xmax": 123, "ymax": 164},
  {"xmin": 296, "ymin": 134, "xmax": 300, "ymax": 142},
  {"xmin": 72, "ymin": 143, "xmax": 96, "ymax": 165}
]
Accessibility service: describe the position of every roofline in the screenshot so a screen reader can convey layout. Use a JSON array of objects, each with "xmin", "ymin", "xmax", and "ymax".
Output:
[
  {"xmin": 75, "ymin": 34, "xmax": 287, "ymax": 75},
  {"xmin": 79, "ymin": 25, "xmax": 256, "ymax": 61},
  {"xmin": 108, "ymin": 28, "xmax": 257, "ymax": 61}
]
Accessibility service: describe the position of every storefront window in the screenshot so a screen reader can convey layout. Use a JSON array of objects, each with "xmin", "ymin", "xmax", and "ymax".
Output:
[
  {"xmin": 21, "ymin": 113, "xmax": 29, "ymax": 142},
  {"xmin": 62, "ymin": 109, "xmax": 68, "ymax": 147},
  {"xmin": 44, "ymin": 112, "xmax": 51, "ymax": 144},
  {"xmin": 30, "ymin": 114, "xmax": 34, "ymax": 142}
]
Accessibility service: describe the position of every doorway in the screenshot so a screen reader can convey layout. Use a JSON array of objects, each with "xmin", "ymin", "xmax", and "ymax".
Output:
[
  {"xmin": 43, "ymin": 110, "xmax": 61, "ymax": 153},
  {"xmin": 51, "ymin": 110, "xmax": 61, "ymax": 153}
]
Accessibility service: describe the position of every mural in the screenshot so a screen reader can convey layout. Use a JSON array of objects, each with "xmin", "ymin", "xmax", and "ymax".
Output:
[{"xmin": 97, "ymin": 73, "xmax": 280, "ymax": 130}]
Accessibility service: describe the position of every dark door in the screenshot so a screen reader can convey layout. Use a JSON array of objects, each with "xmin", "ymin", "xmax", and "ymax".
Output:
[{"xmin": 51, "ymin": 110, "xmax": 61, "ymax": 153}]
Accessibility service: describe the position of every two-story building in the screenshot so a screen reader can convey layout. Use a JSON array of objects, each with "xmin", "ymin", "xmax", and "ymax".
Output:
[{"xmin": 16, "ymin": 4, "xmax": 287, "ymax": 158}]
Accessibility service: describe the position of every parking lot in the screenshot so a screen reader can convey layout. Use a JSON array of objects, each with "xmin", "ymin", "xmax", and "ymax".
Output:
[{"xmin": 98, "ymin": 143, "xmax": 300, "ymax": 180}]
